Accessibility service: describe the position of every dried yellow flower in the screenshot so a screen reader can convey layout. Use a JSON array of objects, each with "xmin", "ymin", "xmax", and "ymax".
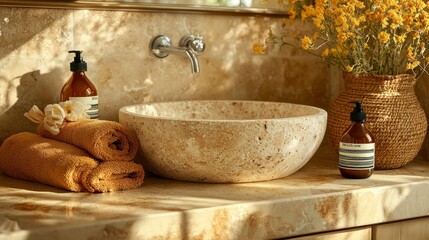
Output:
[
  {"xmin": 261, "ymin": 0, "xmax": 429, "ymax": 75},
  {"xmin": 377, "ymin": 32, "xmax": 390, "ymax": 44},
  {"xmin": 321, "ymin": 48, "xmax": 329, "ymax": 57},
  {"xmin": 407, "ymin": 61, "xmax": 420, "ymax": 70},
  {"xmin": 301, "ymin": 36, "xmax": 313, "ymax": 50},
  {"xmin": 252, "ymin": 43, "xmax": 266, "ymax": 55},
  {"xmin": 394, "ymin": 34, "xmax": 406, "ymax": 44},
  {"xmin": 345, "ymin": 65, "xmax": 354, "ymax": 72},
  {"xmin": 407, "ymin": 46, "xmax": 415, "ymax": 60},
  {"xmin": 289, "ymin": 9, "xmax": 297, "ymax": 19}
]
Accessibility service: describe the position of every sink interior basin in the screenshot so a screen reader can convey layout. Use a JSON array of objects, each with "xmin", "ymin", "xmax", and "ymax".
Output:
[
  {"xmin": 119, "ymin": 100, "xmax": 327, "ymax": 183},
  {"xmin": 131, "ymin": 101, "xmax": 322, "ymax": 120}
]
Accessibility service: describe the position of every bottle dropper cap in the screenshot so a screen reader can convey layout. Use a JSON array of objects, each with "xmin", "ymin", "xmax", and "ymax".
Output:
[
  {"xmin": 69, "ymin": 50, "xmax": 87, "ymax": 72},
  {"xmin": 349, "ymin": 101, "xmax": 366, "ymax": 122}
]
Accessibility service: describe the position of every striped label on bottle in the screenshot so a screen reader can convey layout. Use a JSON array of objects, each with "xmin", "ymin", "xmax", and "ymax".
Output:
[
  {"xmin": 339, "ymin": 142, "xmax": 375, "ymax": 170},
  {"xmin": 69, "ymin": 96, "xmax": 98, "ymax": 119}
]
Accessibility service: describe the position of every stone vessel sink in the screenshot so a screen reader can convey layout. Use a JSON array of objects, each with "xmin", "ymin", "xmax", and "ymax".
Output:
[{"xmin": 119, "ymin": 100, "xmax": 327, "ymax": 183}]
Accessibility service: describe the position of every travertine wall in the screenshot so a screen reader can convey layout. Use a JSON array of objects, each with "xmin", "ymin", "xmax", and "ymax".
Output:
[
  {"xmin": 0, "ymin": 7, "xmax": 336, "ymax": 142},
  {"xmin": 0, "ymin": 6, "xmax": 427, "ymax": 159}
]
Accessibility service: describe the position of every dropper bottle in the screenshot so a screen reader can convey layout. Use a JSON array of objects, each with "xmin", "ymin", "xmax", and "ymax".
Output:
[
  {"xmin": 60, "ymin": 50, "xmax": 98, "ymax": 119},
  {"xmin": 339, "ymin": 101, "xmax": 375, "ymax": 179}
]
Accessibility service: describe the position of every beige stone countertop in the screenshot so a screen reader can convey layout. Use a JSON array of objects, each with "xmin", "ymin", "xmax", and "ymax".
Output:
[{"xmin": 1, "ymin": 145, "xmax": 429, "ymax": 240}]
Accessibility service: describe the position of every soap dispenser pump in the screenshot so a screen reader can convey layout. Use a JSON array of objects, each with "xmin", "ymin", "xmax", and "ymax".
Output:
[
  {"xmin": 60, "ymin": 50, "xmax": 98, "ymax": 119},
  {"xmin": 339, "ymin": 101, "xmax": 375, "ymax": 179}
]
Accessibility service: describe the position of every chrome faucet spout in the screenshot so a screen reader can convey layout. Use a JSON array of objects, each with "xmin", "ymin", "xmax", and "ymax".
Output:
[
  {"xmin": 150, "ymin": 34, "xmax": 205, "ymax": 74},
  {"xmin": 185, "ymin": 49, "xmax": 200, "ymax": 73},
  {"xmin": 159, "ymin": 46, "xmax": 200, "ymax": 73}
]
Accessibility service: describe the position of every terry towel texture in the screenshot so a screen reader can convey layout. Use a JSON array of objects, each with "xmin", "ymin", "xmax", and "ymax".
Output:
[
  {"xmin": 0, "ymin": 132, "xmax": 97, "ymax": 192},
  {"xmin": 83, "ymin": 161, "xmax": 145, "ymax": 193},
  {"xmin": 38, "ymin": 119, "xmax": 139, "ymax": 162},
  {"xmin": 0, "ymin": 132, "xmax": 144, "ymax": 193}
]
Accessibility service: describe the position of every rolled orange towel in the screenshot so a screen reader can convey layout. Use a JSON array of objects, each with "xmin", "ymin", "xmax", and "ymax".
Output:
[
  {"xmin": 37, "ymin": 119, "xmax": 139, "ymax": 162},
  {"xmin": 0, "ymin": 132, "xmax": 98, "ymax": 192},
  {"xmin": 0, "ymin": 132, "xmax": 145, "ymax": 193}
]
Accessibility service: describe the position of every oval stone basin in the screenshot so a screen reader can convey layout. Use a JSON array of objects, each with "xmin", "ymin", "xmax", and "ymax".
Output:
[{"xmin": 119, "ymin": 100, "xmax": 327, "ymax": 183}]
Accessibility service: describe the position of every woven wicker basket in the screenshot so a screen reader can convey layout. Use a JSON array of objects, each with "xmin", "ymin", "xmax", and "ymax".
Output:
[{"xmin": 328, "ymin": 73, "xmax": 427, "ymax": 169}]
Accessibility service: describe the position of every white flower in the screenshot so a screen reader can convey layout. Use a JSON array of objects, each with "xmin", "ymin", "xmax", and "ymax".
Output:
[
  {"xmin": 59, "ymin": 100, "xmax": 90, "ymax": 122},
  {"xmin": 24, "ymin": 105, "xmax": 45, "ymax": 124},
  {"xmin": 43, "ymin": 104, "xmax": 66, "ymax": 135},
  {"xmin": 24, "ymin": 100, "xmax": 90, "ymax": 135}
]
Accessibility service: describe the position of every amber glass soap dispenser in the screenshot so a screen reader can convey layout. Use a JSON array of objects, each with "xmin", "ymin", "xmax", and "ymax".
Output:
[
  {"xmin": 339, "ymin": 101, "xmax": 375, "ymax": 179},
  {"xmin": 60, "ymin": 50, "xmax": 98, "ymax": 119}
]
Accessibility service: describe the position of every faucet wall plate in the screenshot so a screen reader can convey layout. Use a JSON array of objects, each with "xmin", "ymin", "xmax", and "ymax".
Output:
[{"xmin": 150, "ymin": 35, "xmax": 171, "ymax": 58}]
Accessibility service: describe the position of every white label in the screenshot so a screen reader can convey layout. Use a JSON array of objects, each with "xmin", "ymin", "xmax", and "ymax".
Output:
[
  {"xmin": 339, "ymin": 142, "xmax": 375, "ymax": 170},
  {"xmin": 69, "ymin": 96, "xmax": 98, "ymax": 119}
]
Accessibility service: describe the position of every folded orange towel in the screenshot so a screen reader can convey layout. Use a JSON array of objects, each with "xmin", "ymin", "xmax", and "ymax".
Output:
[
  {"xmin": 0, "ymin": 132, "xmax": 144, "ymax": 193},
  {"xmin": 38, "ymin": 119, "xmax": 139, "ymax": 162},
  {"xmin": 82, "ymin": 161, "xmax": 145, "ymax": 193},
  {"xmin": 0, "ymin": 132, "xmax": 97, "ymax": 192}
]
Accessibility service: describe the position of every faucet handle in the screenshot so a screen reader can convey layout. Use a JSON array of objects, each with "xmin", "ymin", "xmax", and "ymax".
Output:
[{"xmin": 180, "ymin": 34, "xmax": 205, "ymax": 56}]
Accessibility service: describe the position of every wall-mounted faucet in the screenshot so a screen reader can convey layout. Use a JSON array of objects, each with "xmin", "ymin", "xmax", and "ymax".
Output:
[{"xmin": 150, "ymin": 34, "xmax": 205, "ymax": 74}]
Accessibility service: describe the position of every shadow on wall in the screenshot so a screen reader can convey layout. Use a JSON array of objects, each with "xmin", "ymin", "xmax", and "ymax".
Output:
[
  {"xmin": 415, "ymin": 73, "xmax": 429, "ymax": 160},
  {"xmin": 0, "ymin": 69, "xmax": 63, "ymax": 143},
  {"xmin": 0, "ymin": 7, "xmax": 74, "ymax": 143}
]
